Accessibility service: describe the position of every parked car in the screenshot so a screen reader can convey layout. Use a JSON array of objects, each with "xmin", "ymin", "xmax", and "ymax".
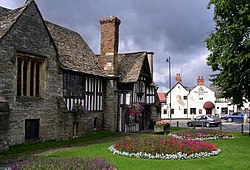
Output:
[
  {"xmin": 187, "ymin": 115, "xmax": 221, "ymax": 127},
  {"xmin": 224, "ymin": 112, "xmax": 250, "ymax": 122}
]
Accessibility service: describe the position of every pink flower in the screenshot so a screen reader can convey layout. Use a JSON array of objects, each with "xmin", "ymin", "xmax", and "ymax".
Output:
[{"xmin": 155, "ymin": 120, "xmax": 169, "ymax": 126}]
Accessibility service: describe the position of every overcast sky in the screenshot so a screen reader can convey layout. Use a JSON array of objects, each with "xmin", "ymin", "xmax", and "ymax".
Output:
[{"xmin": 0, "ymin": 0, "xmax": 215, "ymax": 92}]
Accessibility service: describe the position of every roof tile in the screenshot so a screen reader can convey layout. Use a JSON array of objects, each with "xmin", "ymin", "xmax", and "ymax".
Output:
[
  {"xmin": 45, "ymin": 21, "xmax": 106, "ymax": 77},
  {"xmin": 118, "ymin": 52, "xmax": 147, "ymax": 82}
]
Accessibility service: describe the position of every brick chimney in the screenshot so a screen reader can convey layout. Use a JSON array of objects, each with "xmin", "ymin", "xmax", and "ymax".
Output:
[
  {"xmin": 176, "ymin": 73, "xmax": 182, "ymax": 83},
  {"xmin": 99, "ymin": 16, "xmax": 121, "ymax": 76},
  {"xmin": 197, "ymin": 76, "xmax": 204, "ymax": 86}
]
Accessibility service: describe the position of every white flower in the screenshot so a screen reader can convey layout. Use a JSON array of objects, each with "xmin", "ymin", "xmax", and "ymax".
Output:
[{"xmin": 108, "ymin": 145, "xmax": 221, "ymax": 160}]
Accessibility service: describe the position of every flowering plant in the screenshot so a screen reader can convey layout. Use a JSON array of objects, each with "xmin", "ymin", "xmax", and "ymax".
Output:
[
  {"xmin": 155, "ymin": 120, "xmax": 170, "ymax": 127},
  {"xmin": 109, "ymin": 136, "xmax": 221, "ymax": 160},
  {"xmin": 128, "ymin": 103, "xmax": 144, "ymax": 115},
  {"xmin": 9, "ymin": 157, "xmax": 116, "ymax": 170},
  {"xmin": 72, "ymin": 102, "xmax": 88, "ymax": 115},
  {"xmin": 169, "ymin": 129, "xmax": 234, "ymax": 141}
]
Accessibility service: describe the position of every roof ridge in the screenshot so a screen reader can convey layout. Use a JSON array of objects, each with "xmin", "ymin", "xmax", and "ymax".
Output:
[{"xmin": 118, "ymin": 51, "xmax": 148, "ymax": 55}]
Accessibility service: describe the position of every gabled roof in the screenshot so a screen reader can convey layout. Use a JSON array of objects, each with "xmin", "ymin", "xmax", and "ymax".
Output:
[
  {"xmin": 117, "ymin": 52, "xmax": 149, "ymax": 83},
  {"xmin": 0, "ymin": 1, "xmax": 151, "ymax": 80},
  {"xmin": 0, "ymin": 1, "xmax": 105, "ymax": 77},
  {"xmin": 167, "ymin": 81, "xmax": 189, "ymax": 94},
  {"xmin": 45, "ymin": 22, "xmax": 106, "ymax": 77},
  {"xmin": 189, "ymin": 85, "xmax": 215, "ymax": 96},
  {"xmin": 0, "ymin": 5, "xmax": 26, "ymax": 38}
]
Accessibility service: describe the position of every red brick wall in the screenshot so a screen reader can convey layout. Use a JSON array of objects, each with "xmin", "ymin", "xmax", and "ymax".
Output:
[
  {"xmin": 197, "ymin": 76, "xmax": 205, "ymax": 86},
  {"xmin": 99, "ymin": 16, "xmax": 121, "ymax": 76}
]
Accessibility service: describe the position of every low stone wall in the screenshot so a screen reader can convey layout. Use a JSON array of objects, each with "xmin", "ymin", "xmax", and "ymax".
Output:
[{"xmin": 0, "ymin": 97, "xmax": 10, "ymax": 152}]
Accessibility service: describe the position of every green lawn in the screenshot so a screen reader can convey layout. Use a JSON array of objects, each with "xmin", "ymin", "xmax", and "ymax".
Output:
[
  {"xmin": 1, "ymin": 132, "xmax": 122, "ymax": 157},
  {"xmin": 39, "ymin": 132, "xmax": 250, "ymax": 170}
]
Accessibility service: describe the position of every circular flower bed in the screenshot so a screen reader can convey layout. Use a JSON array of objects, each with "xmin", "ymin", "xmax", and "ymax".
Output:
[
  {"xmin": 109, "ymin": 136, "xmax": 221, "ymax": 160},
  {"xmin": 169, "ymin": 129, "xmax": 234, "ymax": 141}
]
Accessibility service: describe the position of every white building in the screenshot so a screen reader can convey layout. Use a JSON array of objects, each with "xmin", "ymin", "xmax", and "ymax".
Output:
[
  {"xmin": 160, "ymin": 73, "xmax": 189, "ymax": 119},
  {"xmin": 189, "ymin": 77, "xmax": 215, "ymax": 116},
  {"xmin": 159, "ymin": 74, "xmax": 250, "ymax": 119}
]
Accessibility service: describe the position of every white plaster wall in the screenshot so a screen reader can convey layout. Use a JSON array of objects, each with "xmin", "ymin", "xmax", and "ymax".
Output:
[
  {"xmin": 188, "ymin": 85, "xmax": 215, "ymax": 117},
  {"xmin": 161, "ymin": 83, "xmax": 189, "ymax": 119}
]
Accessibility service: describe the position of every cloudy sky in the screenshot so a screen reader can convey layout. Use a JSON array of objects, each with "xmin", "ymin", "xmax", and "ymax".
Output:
[{"xmin": 0, "ymin": 0, "xmax": 215, "ymax": 92}]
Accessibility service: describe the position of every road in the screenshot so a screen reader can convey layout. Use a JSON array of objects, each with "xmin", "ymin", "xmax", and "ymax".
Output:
[{"xmin": 169, "ymin": 119, "xmax": 250, "ymax": 133}]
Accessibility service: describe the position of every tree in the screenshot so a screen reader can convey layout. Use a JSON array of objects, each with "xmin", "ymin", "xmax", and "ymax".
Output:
[{"xmin": 205, "ymin": 0, "xmax": 250, "ymax": 106}]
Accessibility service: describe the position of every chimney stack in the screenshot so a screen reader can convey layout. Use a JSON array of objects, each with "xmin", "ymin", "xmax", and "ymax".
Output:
[
  {"xmin": 197, "ymin": 76, "xmax": 204, "ymax": 86},
  {"xmin": 99, "ymin": 16, "xmax": 121, "ymax": 76},
  {"xmin": 176, "ymin": 73, "xmax": 182, "ymax": 83}
]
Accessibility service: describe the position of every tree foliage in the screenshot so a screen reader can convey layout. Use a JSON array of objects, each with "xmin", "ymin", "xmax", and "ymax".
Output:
[{"xmin": 205, "ymin": 0, "xmax": 250, "ymax": 106}]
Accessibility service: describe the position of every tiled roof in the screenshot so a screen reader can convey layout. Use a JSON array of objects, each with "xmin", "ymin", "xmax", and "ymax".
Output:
[
  {"xmin": 118, "ymin": 52, "xmax": 147, "ymax": 83},
  {"xmin": 0, "ymin": 2, "xmax": 105, "ymax": 77},
  {"xmin": 0, "ymin": 6, "xmax": 11, "ymax": 14},
  {"xmin": 1, "ymin": 1, "xmax": 151, "ymax": 80},
  {"xmin": 45, "ymin": 22, "xmax": 106, "ymax": 77},
  {"xmin": 0, "ymin": 6, "xmax": 26, "ymax": 38},
  {"xmin": 209, "ymin": 85, "xmax": 222, "ymax": 97},
  {"xmin": 158, "ymin": 92, "xmax": 166, "ymax": 102}
]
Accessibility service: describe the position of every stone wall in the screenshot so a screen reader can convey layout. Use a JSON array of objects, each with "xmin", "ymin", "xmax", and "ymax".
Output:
[
  {"xmin": 0, "ymin": 2, "xmax": 71, "ymax": 147},
  {"xmin": 0, "ymin": 1, "xmax": 126, "ymax": 149},
  {"xmin": 74, "ymin": 112, "xmax": 104, "ymax": 136},
  {"xmin": 102, "ymin": 79, "xmax": 118, "ymax": 131},
  {"xmin": 0, "ymin": 97, "xmax": 10, "ymax": 152}
]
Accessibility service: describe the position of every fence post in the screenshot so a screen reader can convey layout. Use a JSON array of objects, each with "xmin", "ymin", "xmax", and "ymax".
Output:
[
  {"xmin": 241, "ymin": 124, "xmax": 243, "ymax": 133},
  {"xmin": 177, "ymin": 121, "xmax": 179, "ymax": 127},
  {"xmin": 220, "ymin": 123, "xmax": 222, "ymax": 131}
]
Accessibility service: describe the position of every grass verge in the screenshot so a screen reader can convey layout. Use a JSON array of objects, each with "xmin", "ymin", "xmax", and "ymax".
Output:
[
  {"xmin": 1, "ymin": 132, "xmax": 122, "ymax": 159},
  {"xmin": 39, "ymin": 132, "xmax": 250, "ymax": 170},
  {"xmin": 2, "ymin": 130, "xmax": 250, "ymax": 170}
]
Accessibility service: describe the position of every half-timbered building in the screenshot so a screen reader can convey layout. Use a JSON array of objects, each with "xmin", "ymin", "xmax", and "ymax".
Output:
[{"xmin": 0, "ymin": 0, "xmax": 157, "ymax": 152}]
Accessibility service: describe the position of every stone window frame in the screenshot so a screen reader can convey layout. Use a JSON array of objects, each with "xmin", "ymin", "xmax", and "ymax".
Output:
[{"xmin": 16, "ymin": 52, "xmax": 46, "ymax": 99}]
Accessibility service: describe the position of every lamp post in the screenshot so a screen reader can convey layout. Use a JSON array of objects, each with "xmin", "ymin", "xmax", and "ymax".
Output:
[{"xmin": 166, "ymin": 57, "xmax": 171, "ymax": 122}]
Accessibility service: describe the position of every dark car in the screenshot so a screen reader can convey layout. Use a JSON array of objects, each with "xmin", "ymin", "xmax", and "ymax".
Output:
[
  {"xmin": 187, "ymin": 115, "xmax": 221, "ymax": 127},
  {"xmin": 224, "ymin": 112, "xmax": 250, "ymax": 122}
]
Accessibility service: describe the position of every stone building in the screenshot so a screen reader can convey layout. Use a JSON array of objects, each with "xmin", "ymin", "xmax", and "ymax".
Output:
[{"xmin": 0, "ymin": 0, "xmax": 156, "ymax": 152}]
